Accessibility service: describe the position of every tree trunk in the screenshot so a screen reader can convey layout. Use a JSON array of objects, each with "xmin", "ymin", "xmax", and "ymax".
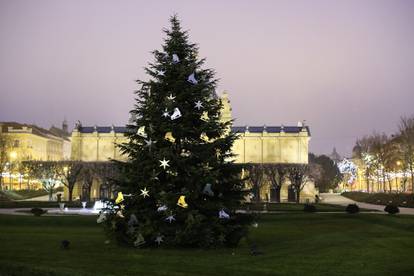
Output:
[
  {"xmin": 0, "ymin": 175, "xmax": 2, "ymax": 190},
  {"xmin": 254, "ymin": 184, "xmax": 261, "ymax": 202},
  {"xmin": 48, "ymin": 190, "xmax": 53, "ymax": 201},
  {"xmin": 68, "ymin": 187, "xmax": 73, "ymax": 202},
  {"xmin": 296, "ymin": 188, "xmax": 300, "ymax": 203},
  {"xmin": 276, "ymin": 186, "xmax": 281, "ymax": 203}
]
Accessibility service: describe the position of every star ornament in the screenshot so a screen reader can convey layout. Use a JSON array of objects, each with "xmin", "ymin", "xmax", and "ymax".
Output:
[
  {"xmin": 159, "ymin": 158, "xmax": 170, "ymax": 169},
  {"xmin": 140, "ymin": 187, "xmax": 149, "ymax": 198},
  {"xmin": 167, "ymin": 94, "xmax": 176, "ymax": 101},
  {"xmin": 165, "ymin": 215, "xmax": 176, "ymax": 223},
  {"xmin": 194, "ymin": 100, "xmax": 203, "ymax": 110},
  {"xmin": 155, "ymin": 235, "xmax": 164, "ymax": 245},
  {"xmin": 162, "ymin": 109, "xmax": 170, "ymax": 118},
  {"xmin": 144, "ymin": 139, "xmax": 156, "ymax": 147}
]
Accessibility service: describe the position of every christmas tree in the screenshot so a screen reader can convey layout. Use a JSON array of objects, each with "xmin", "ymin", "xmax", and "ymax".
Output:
[{"xmin": 103, "ymin": 15, "xmax": 252, "ymax": 248}]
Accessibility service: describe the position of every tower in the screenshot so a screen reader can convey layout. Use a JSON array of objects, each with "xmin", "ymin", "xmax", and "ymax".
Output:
[
  {"xmin": 220, "ymin": 91, "xmax": 232, "ymax": 123},
  {"xmin": 62, "ymin": 119, "xmax": 68, "ymax": 133}
]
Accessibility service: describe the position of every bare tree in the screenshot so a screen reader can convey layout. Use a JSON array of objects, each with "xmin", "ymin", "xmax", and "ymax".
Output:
[
  {"xmin": 246, "ymin": 164, "xmax": 264, "ymax": 202},
  {"xmin": 22, "ymin": 161, "xmax": 60, "ymax": 201},
  {"xmin": 0, "ymin": 131, "xmax": 11, "ymax": 190},
  {"xmin": 398, "ymin": 116, "xmax": 414, "ymax": 192},
  {"xmin": 56, "ymin": 161, "xmax": 84, "ymax": 202},
  {"xmin": 264, "ymin": 164, "xmax": 288, "ymax": 202},
  {"xmin": 287, "ymin": 163, "xmax": 321, "ymax": 203}
]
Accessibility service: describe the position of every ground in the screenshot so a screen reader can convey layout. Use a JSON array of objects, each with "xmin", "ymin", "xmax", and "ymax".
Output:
[
  {"xmin": 1, "ymin": 213, "xmax": 414, "ymax": 275},
  {"xmin": 321, "ymin": 193, "xmax": 414, "ymax": 215}
]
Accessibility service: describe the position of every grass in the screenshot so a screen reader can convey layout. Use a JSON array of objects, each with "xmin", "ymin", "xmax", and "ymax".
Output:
[
  {"xmin": 0, "ymin": 187, "xmax": 64, "ymax": 201},
  {"xmin": 1, "ymin": 213, "xmax": 414, "ymax": 275},
  {"xmin": 244, "ymin": 202, "xmax": 375, "ymax": 212},
  {"xmin": 343, "ymin": 192, "xmax": 414, "ymax": 208},
  {"xmin": 0, "ymin": 201, "xmax": 367, "ymax": 212}
]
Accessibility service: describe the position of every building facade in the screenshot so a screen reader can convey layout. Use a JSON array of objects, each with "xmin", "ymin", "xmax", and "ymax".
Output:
[
  {"xmin": 67, "ymin": 92, "xmax": 317, "ymax": 202},
  {"xmin": 0, "ymin": 121, "xmax": 70, "ymax": 190}
]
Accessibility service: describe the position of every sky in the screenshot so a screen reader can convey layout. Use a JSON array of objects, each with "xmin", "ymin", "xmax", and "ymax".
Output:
[{"xmin": 1, "ymin": 0, "xmax": 414, "ymax": 156}]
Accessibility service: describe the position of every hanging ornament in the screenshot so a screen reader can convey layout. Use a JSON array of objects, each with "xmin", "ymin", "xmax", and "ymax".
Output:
[
  {"xmin": 115, "ymin": 192, "xmax": 124, "ymax": 204},
  {"xmin": 120, "ymin": 204, "xmax": 125, "ymax": 210},
  {"xmin": 144, "ymin": 139, "xmax": 156, "ymax": 148},
  {"xmin": 134, "ymin": 233, "xmax": 145, "ymax": 247},
  {"xmin": 200, "ymin": 111, "xmax": 209, "ymax": 122},
  {"xmin": 162, "ymin": 109, "xmax": 170, "ymax": 118},
  {"xmin": 167, "ymin": 170, "xmax": 178, "ymax": 176},
  {"xmin": 165, "ymin": 214, "xmax": 176, "ymax": 223},
  {"xmin": 203, "ymin": 183, "xmax": 214, "ymax": 197},
  {"xmin": 164, "ymin": 132, "xmax": 175, "ymax": 143},
  {"xmin": 170, "ymin": 108, "xmax": 182, "ymax": 120},
  {"xmin": 252, "ymin": 222, "xmax": 259, "ymax": 228},
  {"xmin": 180, "ymin": 149, "xmax": 191, "ymax": 157},
  {"xmin": 157, "ymin": 205, "xmax": 168, "ymax": 212},
  {"xmin": 167, "ymin": 94, "xmax": 176, "ymax": 101},
  {"xmin": 172, "ymin": 54, "xmax": 180, "ymax": 64},
  {"xmin": 140, "ymin": 187, "xmax": 149, "ymax": 198},
  {"xmin": 155, "ymin": 235, "xmax": 164, "ymax": 245},
  {"xmin": 158, "ymin": 70, "xmax": 165, "ymax": 76},
  {"xmin": 200, "ymin": 132, "xmax": 209, "ymax": 142},
  {"xmin": 194, "ymin": 100, "xmax": 203, "ymax": 110},
  {"xmin": 137, "ymin": 126, "xmax": 147, "ymax": 138},
  {"xmin": 128, "ymin": 214, "xmax": 139, "ymax": 226},
  {"xmin": 96, "ymin": 212, "xmax": 106, "ymax": 224},
  {"xmin": 219, "ymin": 209, "xmax": 230, "ymax": 219},
  {"xmin": 126, "ymin": 226, "xmax": 135, "ymax": 235},
  {"xmin": 177, "ymin": 195, "xmax": 188, "ymax": 208},
  {"xmin": 159, "ymin": 158, "xmax": 170, "ymax": 169},
  {"xmin": 116, "ymin": 210, "xmax": 124, "ymax": 218},
  {"xmin": 187, "ymin": 73, "xmax": 198, "ymax": 84}
]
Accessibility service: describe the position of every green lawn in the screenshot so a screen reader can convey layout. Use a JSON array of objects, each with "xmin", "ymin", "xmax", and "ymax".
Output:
[{"xmin": 1, "ymin": 213, "xmax": 413, "ymax": 275}]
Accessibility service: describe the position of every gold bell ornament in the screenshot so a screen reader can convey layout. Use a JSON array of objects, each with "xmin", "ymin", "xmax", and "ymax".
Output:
[
  {"xmin": 164, "ymin": 132, "xmax": 176, "ymax": 143},
  {"xmin": 200, "ymin": 111, "xmax": 209, "ymax": 122},
  {"xmin": 137, "ymin": 126, "xmax": 147, "ymax": 138},
  {"xmin": 177, "ymin": 195, "xmax": 188, "ymax": 208},
  {"xmin": 115, "ymin": 192, "xmax": 124, "ymax": 204}
]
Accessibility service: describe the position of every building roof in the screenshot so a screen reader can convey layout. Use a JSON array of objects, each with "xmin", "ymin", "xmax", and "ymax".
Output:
[
  {"xmin": 76, "ymin": 125, "xmax": 311, "ymax": 135},
  {"xmin": 0, "ymin": 122, "xmax": 67, "ymax": 140}
]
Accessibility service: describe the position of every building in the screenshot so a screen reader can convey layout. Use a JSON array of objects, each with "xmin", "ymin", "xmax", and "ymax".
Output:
[
  {"xmin": 67, "ymin": 92, "xmax": 317, "ymax": 202},
  {"xmin": 0, "ymin": 121, "xmax": 70, "ymax": 190}
]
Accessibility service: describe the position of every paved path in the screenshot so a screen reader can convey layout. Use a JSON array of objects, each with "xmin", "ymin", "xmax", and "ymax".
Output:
[
  {"xmin": 19, "ymin": 192, "xmax": 60, "ymax": 201},
  {"xmin": 0, "ymin": 207, "xmax": 97, "ymax": 216},
  {"xmin": 320, "ymin": 193, "xmax": 414, "ymax": 215}
]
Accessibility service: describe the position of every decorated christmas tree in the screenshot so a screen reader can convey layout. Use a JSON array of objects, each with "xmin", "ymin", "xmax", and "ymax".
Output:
[{"xmin": 102, "ymin": 15, "xmax": 252, "ymax": 248}]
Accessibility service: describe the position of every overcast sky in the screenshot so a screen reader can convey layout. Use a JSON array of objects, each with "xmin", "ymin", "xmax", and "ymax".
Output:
[{"xmin": 1, "ymin": 0, "xmax": 414, "ymax": 156}]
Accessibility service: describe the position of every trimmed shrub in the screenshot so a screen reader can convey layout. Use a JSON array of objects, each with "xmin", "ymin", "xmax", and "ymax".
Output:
[
  {"xmin": 384, "ymin": 204, "xmax": 399, "ymax": 215},
  {"xmin": 30, "ymin": 207, "xmax": 47, "ymax": 216},
  {"xmin": 345, "ymin": 204, "xmax": 360, "ymax": 214},
  {"xmin": 303, "ymin": 204, "xmax": 316, "ymax": 213}
]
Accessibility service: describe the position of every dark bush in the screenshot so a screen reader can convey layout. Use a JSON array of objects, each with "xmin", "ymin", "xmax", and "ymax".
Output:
[
  {"xmin": 303, "ymin": 204, "xmax": 316, "ymax": 213},
  {"xmin": 384, "ymin": 204, "xmax": 399, "ymax": 215},
  {"xmin": 345, "ymin": 204, "xmax": 360, "ymax": 214},
  {"xmin": 30, "ymin": 207, "xmax": 47, "ymax": 216}
]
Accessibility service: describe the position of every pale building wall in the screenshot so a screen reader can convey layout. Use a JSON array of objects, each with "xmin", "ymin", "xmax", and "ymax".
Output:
[{"xmin": 66, "ymin": 92, "xmax": 316, "ymax": 202}]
